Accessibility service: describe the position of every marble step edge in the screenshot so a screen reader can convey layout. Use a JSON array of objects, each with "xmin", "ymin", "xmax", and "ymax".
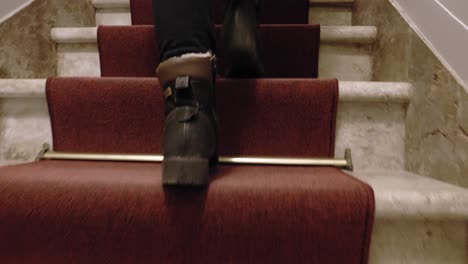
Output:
[
  {"xmin": 50, "ymin": 26, "xmax": 377, "ymax": 45},
  {"xmin": 91, "ymin": 0, "xmax": 354, "ymax": 9},
  {"xmin": 349, "ymin": 170, "xmax": 468, "ymax": 220},
  {"xmin": 0, "ymin": 79, "xmax": 411, "ymax": 103}
]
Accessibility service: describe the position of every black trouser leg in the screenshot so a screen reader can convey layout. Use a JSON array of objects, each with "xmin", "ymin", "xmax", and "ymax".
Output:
[{"xmin": 152, "ymin": 0, "xmax": 215, "ymax": 61}]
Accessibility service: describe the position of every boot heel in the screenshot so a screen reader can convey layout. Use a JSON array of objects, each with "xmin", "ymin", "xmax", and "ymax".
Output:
[{"xmin": 162, "ymin": 157, "xmax": 210, "ymax": 187}]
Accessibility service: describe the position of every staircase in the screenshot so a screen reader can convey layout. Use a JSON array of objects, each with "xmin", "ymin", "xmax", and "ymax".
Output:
[{"xmin": 0, "ymin": 0, "xmax": 467, "ymax": 262}]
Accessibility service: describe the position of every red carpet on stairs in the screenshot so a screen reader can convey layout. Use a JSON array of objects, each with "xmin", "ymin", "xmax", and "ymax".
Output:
[
  {"xmin": 97, "ymin": 25, "xmax": 320, "ymax": 78},
  {"xmin": 0, "ymin": 0, "xmax": 376, "ymax": 262},
  {"xmin": 0, "ymin": 161, "xmax": 374, "ymax": 263},
  {"xmin": 46, "ymin": 77, "xmax": 337, "ymax": 156},
  {"xmin": 130, "ymin": 0, "xmax": 310, "ymax": 25},
  {"xmin": 0, "ymin": 77, "xmax": 375, "ymax": 263}
]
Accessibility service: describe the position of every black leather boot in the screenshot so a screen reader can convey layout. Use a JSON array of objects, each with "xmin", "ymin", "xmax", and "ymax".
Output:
[
  {"xmin": 156, "ymin": 54, "xmax": 218, "ymax": 187},
  {"xmin": 222, "ymin": 0, "xmax": 263, "ymax": 78}
]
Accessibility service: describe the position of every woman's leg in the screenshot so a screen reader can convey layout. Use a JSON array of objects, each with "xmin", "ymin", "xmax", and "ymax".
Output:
[
  {"xmin": 153, "ymin": 0, "xmax": 261, "ymax": 74},
  {"xmin": 152, "ymin": 0, "xmax": 218, "ymax": 187},
  {"xmin": 151, "ymin": 0, "xmax": 261, "ymax": 187},
  {"xmin": 152, "ymin": 0, "xmax": 215, "ymax": 61}
]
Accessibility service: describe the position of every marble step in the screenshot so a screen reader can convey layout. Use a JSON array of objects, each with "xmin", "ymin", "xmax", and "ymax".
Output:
[
  {"xmin": 1, "ymin": 78, "xmax": 466, "ymax": 262},
  {"xmin": 92, "ymin": 0, "xmax": 354, "ymax": 26},
  {"xmin": 353, "ymin": 170, "xmax": 468, "ymax": 264},
  {"xmin": 0, "ymin": 87, "xmax": 467, "ymax": 264},
  {"xmin": 51, "ymin": 26, "xmax": 377, "ymax": 81},
  {"xmin": 0, "ymin": 79, "xmax": 409, "ymax": 171}
]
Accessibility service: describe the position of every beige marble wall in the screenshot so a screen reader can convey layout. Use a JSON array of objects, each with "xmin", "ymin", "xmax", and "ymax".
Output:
[
  {"xmin": 0, "ymin": 0, "xmax": 95, "ymax": 78},
  {"xmin": 352, "ymin": 0, "xmax": 411, "ymax": 82},
  {"xmin": 353, "ymin": 0, "xmax": 468, "ymax": 188}
]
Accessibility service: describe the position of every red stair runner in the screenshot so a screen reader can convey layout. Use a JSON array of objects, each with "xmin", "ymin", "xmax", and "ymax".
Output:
[
  {"xmin": 98, "ymin": 25, "xmax": 320, "ymax": 78},
  {"xmin": 0, "ymin": 78, "xmax": 374, "ymax": 263},
  {"xmin": 0, "ymin": 161, "xmax": 374, "ymax": 263},
  {"xmin": 46, "ymin": 78, "xmax": 337, "ymax": 156},
  {"xmin": 130, "ymin": 0, "xmax": 310, "ymax": 25},
  {"xmin": 0, "ymin": 1, "xmax": 375, "ymax": 262}
]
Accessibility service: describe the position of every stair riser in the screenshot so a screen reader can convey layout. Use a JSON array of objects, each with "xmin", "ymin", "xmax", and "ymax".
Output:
[
  {"xmin": 319, "ymin": 44, "xmax": 372, "ymax": 81},
  {"xmin": 96, "ymin": 9, "xmax": 131, "ymax": 26},
  {"xmin": 309, "ymin": 6, "xmax": 352, "ymax": 26},
  {"xmin": 0, "ymin": 97, "xmax": 405, "ymax": 171},
  {"xmin": 56, "ymin": 43, "xmax": 372, "ymax": 81},
  {"xmin": 95, "ymin": 7, "xmax": 353, "ymax": 26},
  {"xmin": 57, "ymin": 44, "xmax": 101, "ymax": 77},
  {"xmin": 336, "ymin": 102, "xmax": 406, "ymax": 171},
  {"xmin": 0, "ymin": 98, "xmax": 52, "ymax": 166}
]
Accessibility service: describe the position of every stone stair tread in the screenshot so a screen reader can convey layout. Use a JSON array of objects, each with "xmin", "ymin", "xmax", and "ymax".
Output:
[
  {"xmin": 0, "ymin": 79, "xmax": 411, "ymax": 102},
  {"xmin": 92, "ymin": 0, "xmax": 354, "ymax": 9},
  {"xmin": 350, "ymin": 170, "xmax": 468, "ymax": 220},
  {"xmin": 50, "ymin": 26, "xmax": 377, "ymax": 45}
]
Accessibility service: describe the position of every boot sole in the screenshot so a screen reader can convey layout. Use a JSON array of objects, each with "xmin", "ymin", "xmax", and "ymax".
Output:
[{"xmin": 162, "ymin": 157, "xmax": 210, "ymax": 187}]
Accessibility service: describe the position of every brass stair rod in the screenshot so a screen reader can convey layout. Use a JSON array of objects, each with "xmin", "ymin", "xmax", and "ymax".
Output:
[{"xmin": 37, "ymin": 144, "xmax": 354, "ymax": 171}]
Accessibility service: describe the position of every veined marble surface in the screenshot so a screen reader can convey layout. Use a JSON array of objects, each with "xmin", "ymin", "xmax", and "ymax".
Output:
[
  {"xmin": 369, "ymin": 220, "xmax": 467, "ymax": 264},
  {"xmin": 339, "ymin": 81, "xmax": 412, "ymax": 102},
  {"xmin": 0, "ymin": 79, "xmax": 46, "ymax": 98},
  {"xmin": 309, "ymin": 6, "xmax": 352, "ymax": 26},
  {"xmin": 319, "ymin": 44, "xmax": 372, "ymax": 81},
  {"xmin": 336, "ymin": 102, "xmax": 406, "ymax": 170},
  {"xmin": 353, "ymin": 0, "xmax": 468, "ymax": 188},
  {"xmin": 351, "ymin": 170, "xmax": 468, "ymax": 220},
  {"xmin": 96, "ymin": 9, "xmax": 132, "ymax": 26},
  {"xmin": 0, "ymin": 0, "xmax": 94, "ymax": 78},
  {"xmin": 56, "ymin": 44, "xmax": 101, "ymax": 77},
  {"xmin": 0, "ymin": 98, "xmax": 52, "ymax": 165},
  {"xmin": 320, "ymin": 26, "xmax": 377, "ymax": 44}
]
